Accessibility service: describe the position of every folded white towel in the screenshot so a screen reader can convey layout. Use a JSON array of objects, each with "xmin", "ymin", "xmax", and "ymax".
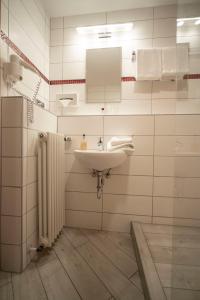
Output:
[
  {"xmin": 176, "ymin": 45, "xmax": 189, "ymax": 76},
  {"xmin": 161, "ymin": 47, "xmax": 176, "ymax": 80},
  {"xmin": 107, "ymin": 138, "xmax": 135, "ymax": 155},
  {"xmin": 107, "ymin": 136, "xmax": 134, "ymax": 155},
  {"xmin": 136, "ymin": 49, "xmax": 162, "ymax": 81},
  {"xmin": 107, "ymin": 144, "xmax": 134, "ymax": 156},
  {"xmin": 107, "ymin": 142, "xmax": 134, "ymax": 150},
  {"xmin": 122, "ymin": 148, "xmax": 135, "ymax": 155},
  {"xmin": 110, "ymin": 136, "xmax": 133, "ymax": 146}
]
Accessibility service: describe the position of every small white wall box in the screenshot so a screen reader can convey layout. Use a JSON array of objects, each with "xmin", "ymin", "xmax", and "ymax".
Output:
[{"xmin": 56, "ymin": 93, "xmax": 78, "ymax": 107}]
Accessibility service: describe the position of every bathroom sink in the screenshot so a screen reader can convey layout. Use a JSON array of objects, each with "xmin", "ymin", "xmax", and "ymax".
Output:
[{"xmin": 74, "ymin": 149, "xmax": 127, "ymax": 171}]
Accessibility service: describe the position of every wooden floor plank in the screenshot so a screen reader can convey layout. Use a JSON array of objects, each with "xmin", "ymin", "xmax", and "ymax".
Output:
[
  {"xmin": 145, "ymin": 232, "xmax": 200, "ymax": 249},
  {"xmin": 0, "ymin": 272, "xmax": 11, "ymax": 288},
  {"xmin": 54, "ymin": 234, "xmax": 110, "ymax": 300},
  {"xmin": 63, "ymin": 227, "xmax": 88, "ymax": 248},
  {"xmin": 149, "ymin": 246, "xmax": 173, "ymax": 264},
  {"xmin": 78, "ymin": 240, "xmax": 144, "ymax": 300},
  {"xmin": 12, "ymin": 263, "xmax": 47, "ymax": 300},
  {"xmin": 129, "ymin": 271, "xmax": 143, "ymax": 293},
  {"xmin": 150, "ymin": 245, "xmax": 200, "ymax": 266},
  {"xmin": 0, "ymin": 283, "xmax": 13, "ymax": 300},
  {"xmin": 164, "ymin": 287, "xmax": 200, "ymax": 300},
  {"xmin": 37, "ymin": 251, "xmax": 80, "ymax": 300},
  {"xmin": 103, "ymin": 231, "xmax": 136, "ymax": 260},
  {"xmin": 82, "ymin": 229, "xmax": 138, "ymax": 278},
  {"xmin": 131, "ymin": 222, "xmax": 166, "ymax": 300},
  {"xmin": 156, "ymin": 263, "xmax": 200, "ymax": 290}
]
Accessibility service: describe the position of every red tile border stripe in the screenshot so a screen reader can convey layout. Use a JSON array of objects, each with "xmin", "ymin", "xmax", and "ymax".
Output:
[
  {"xmin": 50, "ymin": 79, "xmax": 86, "ymax": 85},
  {"xmin": 121, "ymin": 76, "xmax": 136, "ymax": 81},
  {"xmin": 183, "ymin": 74, "xmax": 200, "ymax": 80},
  {"xmin": 1, "ymin": 30, "xmax": 200, "ymax": 85},
  {"xmin": 49, "ymin": 77, "xmax": 136, "ymax": 85}
]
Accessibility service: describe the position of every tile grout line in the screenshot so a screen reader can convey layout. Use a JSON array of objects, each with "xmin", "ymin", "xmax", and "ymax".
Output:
[
  {"xmin": 152, "ymin": 114, "xmax": 156, "ymax": 224},
  {"xmin": 103, "ymin": 232, "xmax": 138, "ymax": 262},
  {"xmin": 150, "ymin": 11, "xmax": 155, "ymax": 220},
  {"xmin": 10, "ymin": 273, "xmax": 15, "ymax": 300},
  {"xmin": 143, "ymin": 226, "xmax": 167, "ymax": 297},
  {"xmin": 34, "ymin": 262, "xmax": 49, "ymax": 300},
  {"xmin": 77, "ymin": 229, "xmax": 143, "ymax": 295},
  {"xmin": 80, "ymin": 231, "xmax": 145, "ymax": 294},
  {"xmin": 63, "ymin": 230, "xmax": 117, "ymax": 298},
  {"xmin": 53, "ymin": 240, "xmax": 102, "ymax": 300}
]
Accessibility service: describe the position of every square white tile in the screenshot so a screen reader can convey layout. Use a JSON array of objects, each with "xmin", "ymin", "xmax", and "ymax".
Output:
[
  {"xmin": 1, "ymin": 187, "xmax": 22, "ymax": 216},
  {"xmin": 66, "ymin": 210, "xmax": 102, "ymax": 229},
  {"xmin": 2, "ymin": 128, "xmax": 22, "ymax": 157},
  {"xmin": 1, "ymin": 244, "xmax": 22, "ymax": 272},
  {"xmin": 1, "ymin": 216, "xmax": 22, "ymax": 244}
]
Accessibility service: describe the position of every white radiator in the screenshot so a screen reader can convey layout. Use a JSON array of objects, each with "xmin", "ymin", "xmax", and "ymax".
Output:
[{"xmin": 38, "ymin": 132, "xmax": 65, "ymax": 247}]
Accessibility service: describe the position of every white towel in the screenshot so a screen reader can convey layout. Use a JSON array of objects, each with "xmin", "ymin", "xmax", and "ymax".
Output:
[
  {"xmin": 107, "ymin": 136, "xmax": 135, "ymax": 155},
  {"xmin": 107, "ymin": 144, "xmax": 134, "ymax": 155},
  {"xmin": 136, "ymin": 49, "xmax": 162, "ymax": 81},
  {"xmin": 177, "ymin": 45, "xmax": 189, "ymax": 76},
  {"xmin": 107, "ymin": 142, "xmax": 134, "ymax": 151},
  {"xmin": 122, "ymin": 148, "xmax": 135, "ymax": 155},
  {"xmin": 110, "ymin": 136, "xmax": 133, "ymax": 146},
  {"xmin": 161, "ymin": 45, "xmax": 189, "ymax": 80}
]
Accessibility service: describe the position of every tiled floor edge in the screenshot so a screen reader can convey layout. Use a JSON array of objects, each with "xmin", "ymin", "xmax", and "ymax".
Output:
[
  {"xmin": 130, "ymin": 222, "xmax": 151, "ymax": 300},
  {"xmin": 130, "ymin": 221, "xmax": 166, "ymax": 300}
]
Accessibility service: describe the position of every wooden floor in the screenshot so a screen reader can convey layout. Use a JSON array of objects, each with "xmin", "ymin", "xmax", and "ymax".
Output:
[
  {"xmin": 132, "ymin": 222, "xmax": 200, "ymax": 300},
  {"xmin": 0, "ymin": 228, "xmax": 144, "ymax": 300}
]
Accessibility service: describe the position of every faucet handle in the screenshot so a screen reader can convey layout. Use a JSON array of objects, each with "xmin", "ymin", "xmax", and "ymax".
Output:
[
  {"xmin": 97, "ymin": 137, "xmax": 104, "ymax": 150},
  {"xmin": 98, "ymin": 137, "xmax": 103, "ymax": 144}
]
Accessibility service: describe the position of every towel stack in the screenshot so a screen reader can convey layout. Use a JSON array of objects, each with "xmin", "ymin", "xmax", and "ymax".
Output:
[
  {"xmin": 136, "ymin": 49, "xmax": 162, "ymax": 81},
  {"xmin": 107, "ymin": 137, "xmax": 134, "ymax": 155},
  {"xmin": 136, "ymin": 45, "xmax": 189, "ymax": 81},
  {"xmin": 161, "ymin": 45, "xmax": 189, "ymax": 80}
]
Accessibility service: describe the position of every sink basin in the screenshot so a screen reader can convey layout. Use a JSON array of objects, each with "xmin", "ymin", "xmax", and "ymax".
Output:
[{"xmin": 74, "ymin": 149, "xmax": 127, "ymax": 171}]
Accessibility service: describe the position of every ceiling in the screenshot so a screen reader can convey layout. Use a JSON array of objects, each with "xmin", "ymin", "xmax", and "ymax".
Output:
[{"xmin": 41, "ymin": 0, "xmax": 178, "ymax": 17}]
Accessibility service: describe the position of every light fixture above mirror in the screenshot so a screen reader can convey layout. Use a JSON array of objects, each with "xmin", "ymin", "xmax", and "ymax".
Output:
[{"xmin": 76, "ymin": 22, "xmax": 133, "ymax": 38}]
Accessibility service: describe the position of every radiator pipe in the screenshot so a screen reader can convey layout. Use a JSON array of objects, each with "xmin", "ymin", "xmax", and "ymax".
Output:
[{"xmin": 39, "ymin": 132, "xmax": 70, "ymax": 142}]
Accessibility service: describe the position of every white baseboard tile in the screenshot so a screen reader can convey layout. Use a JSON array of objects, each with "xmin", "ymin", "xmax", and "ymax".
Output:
[
  {"xmin": 153, "ymin": 216, "xmax": 200, "ymax": 227},
  {"xmin": 65, "ymin": 210, "xmax": 102, "ymax": 230},
  {"xmin": 102, "ymin": 213, "xmax": 152, "ymax": 233}
]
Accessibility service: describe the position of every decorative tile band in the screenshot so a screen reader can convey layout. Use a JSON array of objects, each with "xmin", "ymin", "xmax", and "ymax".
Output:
[
  {"xmin": 49, "ymin": 77, "xmax": 136, "ymax": 85},
  {"xmin": 121, "ymin": 76, "xmax": 136, "ymax": 82},
  {"xmin": 50, "ymin": 79, "xmax": 86, "ymax": 85},
  {"xmin": 183, "ymin": 74, "xmax": 200, "ymax": 79},
  {"xmin": 1, "ymin": 30, "xmax": 200, "ymax": 86}
]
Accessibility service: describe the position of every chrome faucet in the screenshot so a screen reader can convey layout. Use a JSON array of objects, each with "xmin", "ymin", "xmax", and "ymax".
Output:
[{"xmin": 97, "ymin": 137, "xmax": 104, "ymax": 151}]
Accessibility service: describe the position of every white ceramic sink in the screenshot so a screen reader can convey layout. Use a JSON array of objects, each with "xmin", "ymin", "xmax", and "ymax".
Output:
[{"xmin": 74, "ymin": 149, "xmax": 127, "ymax": 171}]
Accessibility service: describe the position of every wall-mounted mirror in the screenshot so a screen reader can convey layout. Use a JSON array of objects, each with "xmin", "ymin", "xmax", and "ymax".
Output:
[{"xmin": 86, "ymin": 47, "xmax": 122, "ymax": 103}]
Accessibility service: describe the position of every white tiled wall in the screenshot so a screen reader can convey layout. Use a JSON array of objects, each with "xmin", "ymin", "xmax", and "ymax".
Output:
[
  {"xmin": 49, "ymin": 3, "xmax": 200, "ymax": 116},
  {"xmin": 0, "ymin": 1, "xmax": 200, "ymax": 271},
  {"xmin": 54, "ymin": 3, "xmax": 200, "ymax": 232},
  {"xmin": 0, "ymin": 97, "xmax": 57, "ymax": 272},
  {"xmin": 0, "ymin": 0, "xmax": 50, "ymax": 108},
  {"xmin": 58, "ymin": 113, "xmax": 200, "ymax": 232}
]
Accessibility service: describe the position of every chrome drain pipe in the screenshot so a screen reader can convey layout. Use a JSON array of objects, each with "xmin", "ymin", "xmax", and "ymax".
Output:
[{"xmin": 92, "ymin": 169, "xmax": 111, "ymax": 199}]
